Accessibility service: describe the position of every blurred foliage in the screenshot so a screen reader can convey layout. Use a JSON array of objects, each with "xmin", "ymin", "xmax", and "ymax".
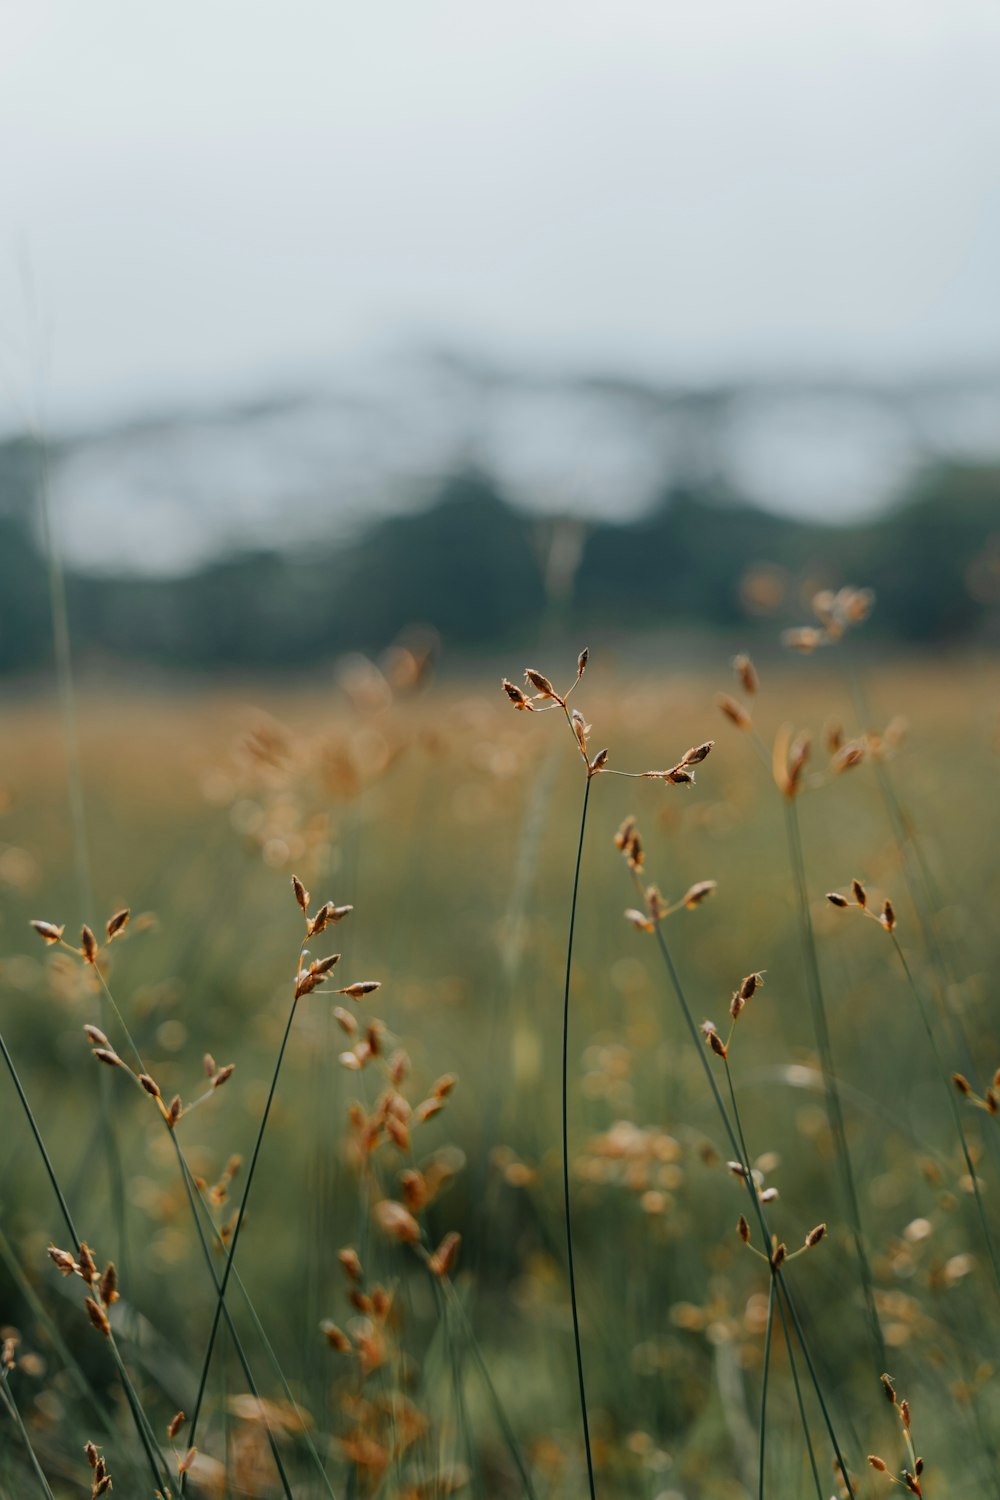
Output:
[
  {"xmin": 1, "ymin": 438, "xmax": 998, "ymax": 674},
  {"xmin": 1, "ymin": 652, "xmax": 999, "ymax": 1495}
]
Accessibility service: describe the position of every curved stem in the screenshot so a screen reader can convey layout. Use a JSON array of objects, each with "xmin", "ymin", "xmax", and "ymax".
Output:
[
  {"xmin": 0, "ymin": 1373, "xmax": 57, "ymax": 1500},
  {"xmin": 0, "ymin": 1030, "xmax": 171, "ymax": 1494},
  {"xmin": 181, "ymin": 991, "xmax": 299, "ymax": 1493},
  {"xmin": 93, "ymin": 968, "xmax": 309, "ymax": 1497},
  {"xmin": 757, "ymin": 1277, "xmax": 775, "ymax": 1500},
  {"xmin": 784, "ymin": 798, "xmax": 886, "ymax": 1374},
  {"xmin": 890, "ymin": 935, "xmax": 1000, "ymax": 1300},
  {"xmin": 645, "ymin": 921, "xmax": 855, "ymax": 1486},
  {"xmin": 561, "ymin": 775, "xmax": 597, "ymax": 1500}
]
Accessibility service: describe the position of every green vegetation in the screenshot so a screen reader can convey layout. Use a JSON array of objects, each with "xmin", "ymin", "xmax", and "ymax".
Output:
[
  {"xmin": 1, "ymin": 608, "xmax": 999, "ymax": 1495},
  {"xmin": 1, "ymin": 439, "xmax": 998, "ymax": 674}
]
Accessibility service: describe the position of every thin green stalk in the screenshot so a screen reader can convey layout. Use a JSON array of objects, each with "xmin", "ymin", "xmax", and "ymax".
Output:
[
  {"xmin": 181, "ymin": 989, "xmax": 300, "ymax": 1494},
  {"xmin": 168, "ymin": 1137, "xmax": 298, "ymax": 1500},
  {"xmin": 33, "ymin": 425, "xmax": 133, "ymax": 1302},
  {"xmin": 0, "ymin": 1373, "xmax": 56, "ymax": 1500},
  {"xmin": 889, "ymin": 934, "xmax": 1000, "ymax": 1299},
  {"xmin": 647, "ymin": 921, "xmax": 855, "ymax": 1486},
  {"xmin": 0, "ymin": 1229, "xmax": 121, "ymax": 1452},
  {"xmin": 183, "ymin": 1172, "xmax": 336, "ymax": 1497},
  {"xmin": 721, "ymin": 1059, "xmax": 840, "ymax": 1499},
  {"xmin": 92, "ymin": 968, "xmax": 314, "ymax": 1498},
  {"xmin": 561, "ymin": 774, "xmax": 597, "ymax": 1500},
  {"xmin": 839, "ymin": 644, "xmax": 998, "ymax": 1175},
  {"xmin": 435, "ymin": 1275, "xmax": 540, "ymax": 1500},
  {"xmin": 31, "ymin": 429, "xmax": 92, "ymax": 923},
  {"xmin": 0, "ymin": 1029, "xmax": 171, "ymax": 1494},
  {"xmin": 776, "ymin": 1296, "xmax": 824, "ymax": 1500},
  {"xmin": 784, "ymin": 797, "xmax": 886, "ymax": 1374},
  {"xmin": 757, "ymin": 1278, "xmax": 775, "ymax": 1500}
]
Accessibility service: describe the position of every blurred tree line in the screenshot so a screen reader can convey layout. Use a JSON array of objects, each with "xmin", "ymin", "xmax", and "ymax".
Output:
[{"xmin": 0, "ymin": 436, "xmax": 998, "ymax": 674}]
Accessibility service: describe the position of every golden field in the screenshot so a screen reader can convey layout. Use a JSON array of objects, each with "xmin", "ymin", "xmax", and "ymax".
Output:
[{"xmin": 1, "ymin": 639, "xmax": 999, "ymax": 1499}]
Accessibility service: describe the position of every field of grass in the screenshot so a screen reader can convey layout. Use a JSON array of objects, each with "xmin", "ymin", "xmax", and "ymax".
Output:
[{"xmin": 1, "ymin": 629, "xmax": 999, "ymax": 1498}]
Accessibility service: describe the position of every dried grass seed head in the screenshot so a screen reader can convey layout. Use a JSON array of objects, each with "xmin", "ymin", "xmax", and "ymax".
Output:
[
  {"xmin": 717, "ymin": 693, "xmax": 752, "ymax": 731},
  {"xmin": 31, "ymin": 919, "xmax": 65, "ymax": 944},
  {"xmin": 105, "ymin": 908, "xmax": 130, "ymax": 940},
  {"xmin": 502, "ymin": 678, "xmax": 534, "ymax": 712},
  {"xmin": 523, "ymin": 667, "xmax": 560, "ymax": 703},
  {"xmin": 682, "ymin": 880, "xmax": 717, "ymax": 909},
  {"xmin": 733, "ymin": 654, "xmax": 758, "ymax": 695},
  {"xmin": 80, "ymin": 926, "xmax": 98, "ymax": 964}
]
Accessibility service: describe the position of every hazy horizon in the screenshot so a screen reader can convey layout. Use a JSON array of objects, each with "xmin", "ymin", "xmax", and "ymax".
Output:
[{"xmin": 4, "ymin": 1, "xmax": 1000, "ymax": 433}]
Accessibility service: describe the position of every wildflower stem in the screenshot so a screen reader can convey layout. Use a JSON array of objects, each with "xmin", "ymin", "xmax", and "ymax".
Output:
[
  {"xmin": 182, "ymin": 988, "xmax": 300, "ymax": 1493},
  {"xmin": 92, "ymin": 968, "xmax": 311, "ymax": 1495},
  {"xmin": 0, "ymin": 1029, "xmax": 171, "ymax": 1494},
  {"xmin": 757, "ymin": 1276, "xmax": 775, "ymax": 1500},
  {"xmin": 435, "ymin": 1274, "xmax": 540, "ymax": 1500},
  {"xmin": 168, "ymin": 1136, "xmax": 299, "ymax": 1500},
  {"xmin": 889, "ymin": 934, "xmax": 1000, "ymax": 1300},
  {"xmin": 784, "ymin": 797, "xmax": 886, "ymax": 1374},
  {"xmin": 0, "ymin": 1372, "xmax": 57, "ymax": 1500},
  {"xmin": 722, "ymin": 1059, "xmax": 829, "ymax": 1500},
  {"xmin": 648, "ymin": 927, "xmax": 854, "ymax": 1486},
  {"xmin": 561, "ymin": 773, "xmax": 598, "ymax": 1500}
]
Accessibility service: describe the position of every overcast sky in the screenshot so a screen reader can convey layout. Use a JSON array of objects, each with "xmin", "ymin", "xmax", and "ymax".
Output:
[{"xmin": 3, "ymin": 0, "xmax": 1000, "ymax": 429}]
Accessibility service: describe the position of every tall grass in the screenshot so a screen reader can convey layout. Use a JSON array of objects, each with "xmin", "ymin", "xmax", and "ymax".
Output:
[{"xmin": 1, "ymin": 608, "xmax": 999, "ymax": 1496}]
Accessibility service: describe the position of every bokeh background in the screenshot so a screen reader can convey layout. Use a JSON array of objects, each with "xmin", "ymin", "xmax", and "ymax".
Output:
[
  {"xmin": 2, "ymin": 0, "xmax": 1000, "ymax": 667},
  {"xmin": 2, "ymin": 6, "xmax": 1000, "ymax": 1498}
]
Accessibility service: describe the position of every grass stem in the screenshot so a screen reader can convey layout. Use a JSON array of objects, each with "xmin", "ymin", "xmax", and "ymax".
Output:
[{"xmin": 561, "ymin": 774, "xmax": 597, "ymax": 1500}]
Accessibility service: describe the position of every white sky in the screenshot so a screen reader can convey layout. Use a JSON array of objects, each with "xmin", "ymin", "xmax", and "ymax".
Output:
[{"xmin": 3, "ymin": 0, "xmax": 1000, "ymax": 428}]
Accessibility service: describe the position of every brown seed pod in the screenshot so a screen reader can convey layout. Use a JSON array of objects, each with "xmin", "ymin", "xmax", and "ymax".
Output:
[
  {"xmin": 321, "ymin": 1321, "xmax": 351, "ymax": 1352},
  {"xmin": 737, "ymin": 1215, "xmax": 751, "ymax": 1244},
  {"xmin": 291, "ymin": 874, "xmax": 309, "ymax": 913},
  {"xmin": 105, "ymin": 908, "xmax": 130, "ymax": 940},
  {"xmin": 524, "ymin": 667, "xmax": 557, "ymax": 700},
  {"xmin": 48, "ymin": 1246, "xmax": 78, "ymax": 1277},
  {"xmin": 80, "ymin": 926, "xmax": 99, "ymax": 964},
  {"xmin": 338, "ymin": 1248, "xmax": 363, "ymax": 1282},
  {"xmin": 717, "ymin": 693, "xmax": 752, "ymax": 731},
  {"xmin": 373, "ymin": 1199, "xmax": 421, "ymax": 1244},
  {"xmin": 502, "ymin": 678, "xmax": 534, "ymax": 711},
  {"xmin": 851, "ymin": 879, "xmax": 867, "ymax": 908},
  {"xmin": 30, "ymin": 920, "xmax": 65, "ymax": 944},
  {"xmin": 336, "ymin": 980, "xmax": 381, "ymax": 1000},
  {"xmin": 827, "ymin": 892, "xmax": 849, "ymax": 908},
  {"xmin": 682, "ymin": 880, "xmax": 717, "ymax": 909},
  {"xmin": 84, "ymin": 1297, "xmax": 111, "ymax": 1338},
  {"xmin": 428, "ymin": 1231, "xmax": 462, "ymax": 1278},
  {"xmin": 100, "ymin": 1263, "xmax": 119, "ymax": 1308},
  {"xmin": 168, "ymin": 1411, "xmax": 186, "ymax": 1440},
  {"xmin": 83, "ymin": 1024, "xmax": 111, "ymax": 1048},
  {"xmin": 805, "ymin": 1223, "xmax": 826, "ymax": 1248},
  {"xmin": 733, "ymin": 654, "xmax": 758, "ymax": 695}
]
